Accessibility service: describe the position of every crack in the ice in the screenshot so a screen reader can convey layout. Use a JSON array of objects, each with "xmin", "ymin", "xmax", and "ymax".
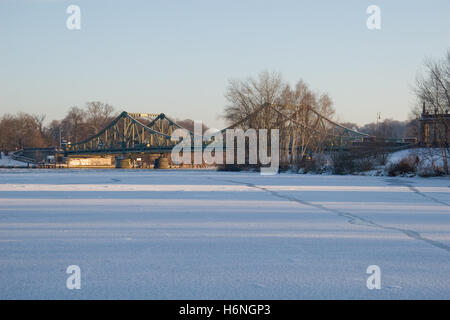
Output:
[
  {"xmin": 219, "ymin": 178, "xmax": 450, "ymax": 254},
  {"xmin": 384, "ymin": 178, "xmax": 449, "ymax": 207},
  {"xmin": 407, "ymin": 185, "xmax": 449, "ymax": 207}
]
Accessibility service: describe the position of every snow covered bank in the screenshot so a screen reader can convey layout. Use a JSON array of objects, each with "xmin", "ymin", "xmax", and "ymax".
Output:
[
  {"xmin": 294, "ymin": 148, "xmax": 449, "ymax": 177},
  {"xmin": 0, "ymin": 152, "xmax": 31, "ymax": 168},
  {"xmin": 386, "ymin": 148, "xmax": 449, "ymax": 177}
]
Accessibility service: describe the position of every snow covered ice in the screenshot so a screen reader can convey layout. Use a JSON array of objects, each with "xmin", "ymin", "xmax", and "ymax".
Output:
[{"xmin": 0, "ymin": 169, "xmax": 449, "ymax": 299}]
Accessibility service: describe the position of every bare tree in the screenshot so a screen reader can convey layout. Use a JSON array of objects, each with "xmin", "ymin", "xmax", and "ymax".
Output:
[
  {"xmin": 223, "ymin": 71, "xmax": 335, "ymax": 167},
  {"xmin": 0, "ymin": 113, "xmax": 48, "ymax": 151},
  {"xmin": 176, "ymin": 119, "xmax": 209, "ymax": 133},
  {"xmin": 414, "ymin": 49, "xmax": 450, "ymax": 174},
  {"xmin": 45, "ymin": 120, "xmax": 63, "ymax": 147},
  {"xmin": 62, "ymin": 106, "xmax": 86, "ymax": 144},
  {"xmin": 0, "ymin": 114, "xmax": 18, "ymax": 151},
  {"xmin": 32, "ymin": 114, "xmax": 46, "ymax": 136},
  {"xmin": 85, "ymin": 101, "xmax": 116, "ymax": 134},
  {"xmin": 224, "ymin": 71, "xmax": 284, "ymax": 129}
]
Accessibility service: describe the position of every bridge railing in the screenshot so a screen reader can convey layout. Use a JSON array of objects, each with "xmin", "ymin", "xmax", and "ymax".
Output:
[{"xmin": 10, "ymin": 149, "xmax": 36, "ymax": 164}]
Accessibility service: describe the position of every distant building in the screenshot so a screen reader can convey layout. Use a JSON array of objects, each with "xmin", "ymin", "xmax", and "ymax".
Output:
[{"xmin": 419, "ymin": 103, "xmax": 450, "ymax": 146}]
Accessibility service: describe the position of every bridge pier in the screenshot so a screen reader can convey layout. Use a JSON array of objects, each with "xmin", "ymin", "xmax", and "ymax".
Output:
[
  {"xmin": 113, "ymin": 153, "xmax": 171, "ymax": 169},
  {"xmin": 154, "ymin": 154, "xmax": 170, "ymax": 169},
  {"xmin": 116, "ymin": 158, "xmax": 132, "ymax": 169}
]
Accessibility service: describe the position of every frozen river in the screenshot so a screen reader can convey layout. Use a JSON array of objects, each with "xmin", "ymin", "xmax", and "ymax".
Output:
[{"xmin": 0, "ymin": 169, "xmax": 449, "ymax": 299}]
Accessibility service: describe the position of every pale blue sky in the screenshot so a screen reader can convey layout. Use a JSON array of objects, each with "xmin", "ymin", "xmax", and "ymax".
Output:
[{"xmin": 0, "ymin": 0, "xmax": 449, "ymax": 128}]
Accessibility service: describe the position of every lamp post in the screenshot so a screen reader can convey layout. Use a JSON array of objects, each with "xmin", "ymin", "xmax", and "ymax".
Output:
[
  {"xmin": 59, "ymin": 129, "xmax": 62, "ymax": 150},
  {"xmin": 376, "ymin": 112, "xmax": 381, "ymax": 135}
]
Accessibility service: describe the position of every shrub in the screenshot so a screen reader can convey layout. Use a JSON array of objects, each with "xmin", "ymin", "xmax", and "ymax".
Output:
[
  {"xmin": 354, "ymin": 157, "xmax": 375, "ymax": 172},
  {"xmin": 386, "ymin": 157, "xmax": 417, "ymax": 176},
  {"xmin": 216, "ymin": 164, "xmax": 242, "ymax": 171},
  {"xmin": 278, "ymin": 162, "xmax": 292, "ymax": 172},
  {"xmin": 296, "ymin": 159, "xmax": 321, "ymax": 174},
  {"xmin": 417, "ymin": 163, "xmax": 445, "ymax": 177},
  {"xmin": 330, "ymin": 151, "xmax": 355, "ymax": 175}
]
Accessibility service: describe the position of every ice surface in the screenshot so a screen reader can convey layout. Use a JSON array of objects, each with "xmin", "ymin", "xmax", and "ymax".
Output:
[{"xmin": 0, "ymin": 169, "xmax": 449, "ymax": 299}]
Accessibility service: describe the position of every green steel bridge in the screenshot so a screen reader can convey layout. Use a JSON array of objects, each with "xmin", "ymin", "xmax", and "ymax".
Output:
[{"xmin": 64, "ymin": 103, "xmax": 371, "ymax": 156}]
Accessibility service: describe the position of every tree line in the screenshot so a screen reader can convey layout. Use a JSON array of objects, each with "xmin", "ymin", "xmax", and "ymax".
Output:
[
  {"xmin": 0, "ymin": 101, "xmax": 209, "ymax": 153},
  {"xmin": 0, "ymin": 101, "xmax": 116, "ymax": 151},
  {"xmin": 340, "ymin": 119, "xmax": 418, "ymax": 140}
]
